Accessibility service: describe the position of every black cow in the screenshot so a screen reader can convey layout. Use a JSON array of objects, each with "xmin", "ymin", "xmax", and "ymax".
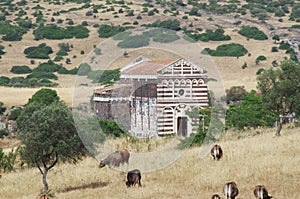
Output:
[
  {"xmin": 210, "ymin": 144, "xmax": 223, "ymax": 161},
  {"xmin": 126, "ymin": 169, "xmax": 141, "ymax": 187},
  {"xmin": 254, "ymin": 185, "xmax": 272, "ymax": 199},
  {"xmin": 223, "ymin": 181, "xmax": 239, "ymax": 199}
]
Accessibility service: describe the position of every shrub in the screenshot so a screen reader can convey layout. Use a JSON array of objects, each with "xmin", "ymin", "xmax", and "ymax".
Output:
[
  {"xmin": 78, "ymin": 63, "xmax": 92, "ymax": 76},
  {"xmin": 238, "ymin": 26, "xmax": 268, "ymax": 40},
  {"xmin": 33, "ymin": 60, "xmax": 62, "ymax": 73},
  {"xmin": 271, "ymin": 46, "xmax": 278, "ymax": 52},
  {"xmin": 0, "ymin": 21, "xmax": 27, "ymax": 41},
  {"xmin": 33, "ymin": 24, "xmax": 89, "ymax": 40},
  {"xmin": 26, "ymin": 72, "xmax": 58, "ymax": 80},
  {"xmin": 279, "ymin": 41, "xmax": 290, "ymax": 50},
  {"xmin": 24, "ymin": 43, "xmax": 53, "ymax": 59},
  {"xmin": 8, "ymin": 108, "xmax": 22, "ymax": 120},
  {"xmin": 256, "ymin": 55, "xmax": 267, "ymax": 61},
  {"xmin": 202, "ymin": 43, "xmax": 248, "ymax": 57},
  {"xmin": 143, "ymin": 19, "xmax": 181, "ymax": 31},
  {"xmin": 0, "ymin": 76, "xmax": 10, "ymax": 86},
  {"xmin": 98, "ymin": 24, "xmax": 126, "ymax": 38},
  {"xmin": 10, "ymin": 65, "xmax": 32, "ymax": 74},
  {"xmin": 256, "ymin": 68, "xmax": 265, "ymax": 75},
  {"xmin": 0, "ymin": 45, "xmax": 5, "ymax": 55}
]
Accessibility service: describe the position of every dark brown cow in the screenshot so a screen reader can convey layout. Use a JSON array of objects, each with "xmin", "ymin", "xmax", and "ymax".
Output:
[
  {"xmin": 211, "ymin": 194, "xmax": 221, "ymax": 199},
  {"xmin": 210, "ymin": 144, "xmax": 223, "ymax": 161},
  {"xmin": 223, "ymin": 181, "xmax": 239, "ymax": 199},
  {"xmin": 126, "ymin": 169, "xmax": 141, "ymax": 187},
  {"xmin": 119, "ymin": 149, "xmax": 130, "ymax": 164},
  {"xmin": 254, "ymin": 185, "xmax": 272, "ymax": 199},
  {"xmin": 99, "ymin": 151, "xmax": 123, "ymax": 168}
]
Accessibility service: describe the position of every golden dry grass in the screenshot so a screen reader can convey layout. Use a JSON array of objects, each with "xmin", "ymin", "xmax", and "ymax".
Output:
[{"xmin": 0, "ymin": 127, "xmax": 299, "ymax": 199}]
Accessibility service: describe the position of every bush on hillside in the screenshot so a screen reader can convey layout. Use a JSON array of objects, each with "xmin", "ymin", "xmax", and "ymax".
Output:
[
  {"xmin": 238, "ymin": 26, "xmax": 268, "ymax": 40},
  {"xmin": 24, "ymin": 43, "xmax": 53, "ymax": 59},
  {"xmin": 10, "ymin": 65, "xmax": 32, "ymax": 74},
  {"xmin": 98, "ymin": 24, "xmax": 126, "ymax": 38},
  {"xmin": 202, "ymin": 43, "xmax": 248, "ymax": 57},
  {"xmin": 143, "ymin": 19, "xmax": 181, "ymax": 31}
]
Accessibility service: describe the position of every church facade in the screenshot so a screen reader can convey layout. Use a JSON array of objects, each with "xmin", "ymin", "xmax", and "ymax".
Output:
[{"xmin": 93, "ymin": 57, "xmax": 209, "ymax": 138}]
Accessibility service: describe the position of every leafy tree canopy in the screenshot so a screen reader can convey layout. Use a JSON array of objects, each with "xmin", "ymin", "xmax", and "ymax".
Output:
[
  {"xmin": 257, "ymin": 59, "xmax": 300, "ymax": 135},
  {"xmin": 17, "ymin": 101, "xmax": 86, "ymax": 192},
  {"xmin": 27, "ymin": 88, "xmax": 60, "ymax": 105}
]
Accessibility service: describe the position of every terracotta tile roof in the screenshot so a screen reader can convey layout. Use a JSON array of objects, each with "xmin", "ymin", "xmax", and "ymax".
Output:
[{"xmin": 121, "ymin": 60, "xmax": 175, "ymax": 75}]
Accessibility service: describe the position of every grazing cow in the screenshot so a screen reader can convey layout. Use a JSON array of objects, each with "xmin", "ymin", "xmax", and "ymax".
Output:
[
  {"xmin": 99, "ymin": 151, "xmax": 123, "ymax": 168},
  {"xmin": 254, "ymin": 185, "xmax": 272, "ymax": 199},
  {"xmin": 119, "ymin": 149, "xmax": 130, "ymax": 164},
  {"xmin": 210, "ymin": 144, "xmax": 223, "ymax": 161},
  {"xmin": 223, "ymin": 182, "xmax": 239, "ymax": 199},
  {"xmin": 211, "ymin": 194, "xmax": 221, "ymax": 199},
  {"xmin": 126, "ymin": 169, "xmax": 141, "ymax": 187}
]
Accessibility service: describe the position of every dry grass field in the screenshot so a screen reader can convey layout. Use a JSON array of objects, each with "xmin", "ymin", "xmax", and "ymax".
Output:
[{"xmin": 0, "ymin": 127, "xmax": 299, "ymax": 199}]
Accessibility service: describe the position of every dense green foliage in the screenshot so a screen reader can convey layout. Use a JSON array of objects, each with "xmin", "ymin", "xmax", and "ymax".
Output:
[
  {"xmin": 34, "ymin": 24, "xmax": 89, "ymax": 40},
  {"xmin": 98, "ymin": 119, "xmax": 127, "ymax": 137},
  {"xmin": 143, "ymin": 19, "xmax": 181, "ymax": 31},
  {"xmin": 226, "ymin": 91, "xmax": 276, "ymax": 129},
  {"xmin": 24, "ymin": 43, "xmax": 53, "ymax": 59},
  {"xmin": 17, "ymin": 101, "xmax": 87, "ymax": 192},
  {"xmin": 238, "ymin": 26, "xmax": 268, "ymax": 40},
  {"xmin": 10, "ymin": 65, "xmax": 32, "ymax": 74},
  {"xmin": 27, "ymin": 88, "xmax": 60, "ymax": 105},
  {"xmin": 257, "ymin": 60, "xmax": 300, "ymax": 135},
  {"xmin": 98, "ymin": 24, "xmax": 126, "ymax": 38},
  {"xmin": 203, "ymin": 43, "xmax": 248, "ymax": 57},
  {"xmin": 8, "ymin": 107, "xmax": 23, "ymax": 120},
  {"xmin": 184, "ymin": 28, "xmax": 231, "ymax": 42},
  {"xmin": 0, "ymin": 21, "xmax": 27, "ymax": 41}
]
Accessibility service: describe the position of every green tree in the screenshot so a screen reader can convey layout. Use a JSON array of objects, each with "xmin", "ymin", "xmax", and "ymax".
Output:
[
  {"xmin": 28, "ymin": 88, "xmax": 59, "ymax": 105},
  {"xmin": 257, "ymin": 60, "xmax": 300, "ymax": 136},
  {"xmin": 225, "ymin": 86, "xmax": 247, "ymax": 104},
  {"xmin": 226, "ymin": 91, "xmax": 276, "ymax": 129},
  {"xmin": 17, "ymin": 102, "xmax": 86, "ymax": 193}
]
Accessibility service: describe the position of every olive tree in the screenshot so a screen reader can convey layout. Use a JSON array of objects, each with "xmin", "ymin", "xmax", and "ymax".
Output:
[
  {"xmin": 17, "ymin": 101, "xmax": 86, "ymax": 193},
  {"xmin": 257, "ymin": 60, "xmax": 300, "ymax": 136}
]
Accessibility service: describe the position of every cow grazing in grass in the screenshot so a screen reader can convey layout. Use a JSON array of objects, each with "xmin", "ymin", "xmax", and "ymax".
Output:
[
  {"xmin": 126, "ymin": 169, "xmax": 141, "ymax": 187},
  {"xmin": 99, "ymin": 151, "xmax": 123, "ymax": 168},
  {"xmin": 99, "ymin": 149, "xmax": 130, "ymax": 168},
  {"xmin": 211, "ymin": 194, "xmax": 221, "ymax": 199},
  {"xmin": 254, "ymin": 185, "xmax": 272, "ymax": 199},
  {"xmin": 223, "ymin": 181, "xmax": 239, "ymax": 199},
  {"xmin": 210, "ymin": 144, "xmax": 223, "ymax": 161}
]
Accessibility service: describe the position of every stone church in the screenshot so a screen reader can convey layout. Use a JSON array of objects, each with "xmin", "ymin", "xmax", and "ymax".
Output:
[{"xmin": 93, "ymin": 57, "xmax": 209, "ymax": 138}]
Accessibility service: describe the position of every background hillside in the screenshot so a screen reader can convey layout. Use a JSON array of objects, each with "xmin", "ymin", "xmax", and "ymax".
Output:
[{"xmin": 0, "ymin": 0, "xmax": 299, "ymax": 107}]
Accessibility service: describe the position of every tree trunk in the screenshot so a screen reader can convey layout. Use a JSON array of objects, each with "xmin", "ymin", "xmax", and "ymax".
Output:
[
  {"xmin": 42, "ymin": 169, "xmax": 48, "ymax": 193},
  {"xmin": 275, "ymin": 115, "xmax": 283, "ymax": 136}
]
